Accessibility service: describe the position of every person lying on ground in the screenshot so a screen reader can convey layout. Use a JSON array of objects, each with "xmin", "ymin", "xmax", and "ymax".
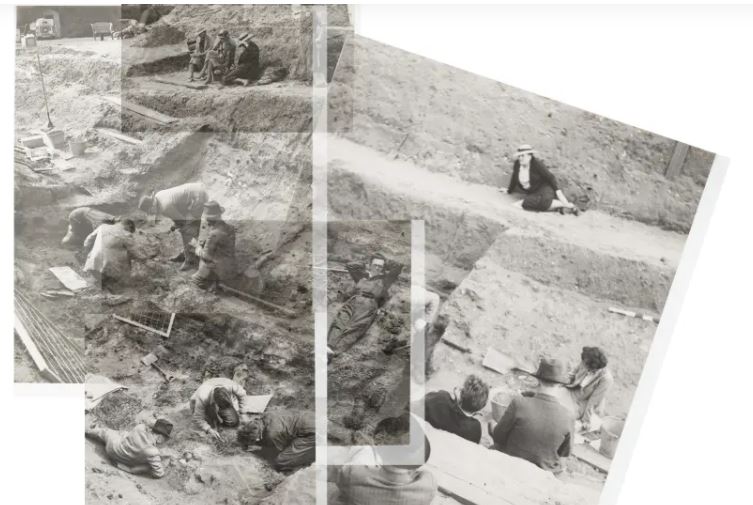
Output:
[
  {"xmin": 138, "ymin": 182, "xmax": 208, "ymax": 272},
  {"xmin": 202, "ymin": 29, "xmax": 236, "ymax": 84},
  {"xmin": 564, "ymin": 346, "xmax": 614, "ymax": 431},
  {"xmin": 190, "ymin": 376, "xmax": 248, "ymax": 442},
  {"xmin": 237, "ymin": 410, "xmax": 315, "ymax": 472},
  {"xmin": 83, "ymin": 219, "xmax": 140, "ymax": 292},
  {"xmin": 190, "ymin": 201, "xmax": 237, "ymax": 292},
  {"xmin": 222, "ymin": 34, "xmax": 261, "ymax": 86},
  {"xmin": 488, "ymin": 358, "xmax": 575, "ymax": 474},
  {"xmin": 500, "ymin": 144, "xmax": 580, "ymax": 216},
  {"xmin": 423, "ymin": 374, "xmax": 489, "ymax": 444},
  {"xmin": 188, "ymin": 28, "xmax": 210, "ymax": 82},
  {"xmin": 85, "ymin": 418, "xmax": 172, "ymax": 478},
  {"xmin": 336, "ymin": 413, "xmax": 437, "ymax": 505},
  {"xmin": 327, "ymin": 253, "xmax": 403, "ymax": 360},
  {"xmin": 61, "ymin": 206, "xmax": 115, "ymax": 252}
]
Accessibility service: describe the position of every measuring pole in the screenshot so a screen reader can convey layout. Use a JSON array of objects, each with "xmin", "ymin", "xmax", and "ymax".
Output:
[{"xmin": 34, "ymin": 44, "xmax": 54, "ymax": 129}]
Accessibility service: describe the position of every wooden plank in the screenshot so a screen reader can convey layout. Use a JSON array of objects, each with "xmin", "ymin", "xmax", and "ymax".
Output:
[
  {"xmin": 153, "ymin": 77, "xmax": 208, "ymax": 90},
  {"xmin": 241, "ymin": 394, "xmax": 273, "ymax": 414},
  {"xmin": 113, "ymin": 314, "xmax": 169, "ymax": 338},
  {"xmin": 101, "ymin": 95, "xmax": 178, "ymax": 125},
  {"xmin": 14, "ymin": 315, "xmax": 55, "ymax": 381},
  {"xmin": 572, "ymin": 443, "xmax": 611, "ymax": 473},
  {"xmin": 49, "ymin": 266, "xmax": 88, "ymax": 292},
  {"xmin": 441, "ymin": 334, "xmax": 471, "ymax": 353},
  {"xmin": 665, "ymin": 142, "xmax": 689, "ymax": 179},
  {"xmin": 95, "ymin": 128, "xmax": 143, "ymax": 145},
  {"xmin": 482, "ymin": 347, "xmax": 518, "ymax": 374}
]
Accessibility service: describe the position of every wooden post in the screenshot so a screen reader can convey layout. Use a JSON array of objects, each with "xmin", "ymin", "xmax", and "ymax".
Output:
[{"xmin": 665, "ymin": 142, "xmax": 689, "ymax": 179}]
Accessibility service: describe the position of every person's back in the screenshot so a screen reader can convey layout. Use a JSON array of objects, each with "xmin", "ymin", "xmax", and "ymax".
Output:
[
  {"xmin": 84, "ymin": 222, "xmax": 133, "ymax": 280},
  {"xmin": 492, "ymin": 393, "xmax": 573, "ymax": 472},
  {"xmin": 104, "ymin": 424, "xmax": 163, "ymax": 478},
  {"xmin": 154, "ymin": 182, "xmax": 208, "ymax": 221},
  {"xmin": 424, "ymin": 390, "xmax": 481, "ymax": 443},
  {"xmin": 337, "ymin": 465, "xmax": 436, "ymax": 505},
  {"xmin": 264, "ymin": 410, "xmax": 315, "ymax": 451}
]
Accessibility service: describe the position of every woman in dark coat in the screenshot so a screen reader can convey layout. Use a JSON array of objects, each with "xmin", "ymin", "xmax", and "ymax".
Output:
[
  {"xmin": 327, "ymin": 253, "xmax": 403, "ymax": 359},
  {"xmin": 502, "ymin": 144, "xmax": 579, "ymax": 215}
]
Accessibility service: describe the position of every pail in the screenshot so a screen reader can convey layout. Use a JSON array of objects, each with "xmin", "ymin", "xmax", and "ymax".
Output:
[
  {"xmin": 70, "ymin": 139, "xmax": 87, "ymax": 156},
  {"xmin": 490, "ymin": 389, "xmax": 514, "ymax": 422},
  {"xmin": 599, "ymin": 416, "xmax": 624, "ymax": 458}
]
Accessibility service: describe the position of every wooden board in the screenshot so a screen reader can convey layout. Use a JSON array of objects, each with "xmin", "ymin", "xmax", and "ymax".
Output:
[
  {"xmin": 153, "ymin": 77, "xmax": 208, "ymax": 90},
  {"xmin": 96, "ymin": 128, "xmax": 143, "ymax": 145},
  {"xmin": 241, "ymin": 394, "xmax": 273, "ymax": 414},
  {"xmin": 441, "ymin": 334, "xmax": 471, "ymax": 353},
  {"xmin": 101, "ymin": 95, "xmax": 178, "ymax": 125},
  {"xmin": 49, "ymin": 266, "xmax": 88, "ymax": 291},
  {"xmin": 572, "ymin": 443, "xmax": 612, "ymax": 473},
  {"xmin": 482, "ymin": 347, "xmax": 519, "ymax": 374}
]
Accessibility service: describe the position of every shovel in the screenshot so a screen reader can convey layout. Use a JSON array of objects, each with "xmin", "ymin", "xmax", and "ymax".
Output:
[{"xmin": 141, "ymin": 352, "xmax": 173, "ymax": 382}]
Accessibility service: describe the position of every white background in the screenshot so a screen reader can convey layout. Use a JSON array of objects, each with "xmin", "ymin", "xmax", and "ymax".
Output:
[{"xmin": 2, "ymin": 2, "xmax": 752, "ymax": 504}]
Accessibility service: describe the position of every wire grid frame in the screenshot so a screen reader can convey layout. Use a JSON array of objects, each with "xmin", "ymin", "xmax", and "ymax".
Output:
[{"xmin": 113, "ymin": 311, "xmax": 176, "ymax": 338}]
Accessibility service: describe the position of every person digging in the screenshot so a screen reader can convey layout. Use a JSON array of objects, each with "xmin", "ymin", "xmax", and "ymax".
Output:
[
  {"xmin": 237, "ymin": 410, "xmax": 316, "ymax": 473},
  {"xmin": 190, "ymin": 377, "xmax": 249, "ymax": 442},
  {"xmin": 190, "ymin": 201, "xmax": 237, "ymax": 292},
  {"xmin": 85, "ymin": 418, "xmax": 173, "ymax": 479},
  {"xmin": 138, "ymin": 182, "xmax": 208, "ymax": 272},
  {"xmin": 83, "ymin": 218, "xmax": 141, "ymax": 292}
]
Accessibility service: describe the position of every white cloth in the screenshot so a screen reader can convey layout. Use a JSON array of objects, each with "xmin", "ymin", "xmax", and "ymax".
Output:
[{"xmin": 518, "ymin": 164, "xmax": 531, "ymax": 190}]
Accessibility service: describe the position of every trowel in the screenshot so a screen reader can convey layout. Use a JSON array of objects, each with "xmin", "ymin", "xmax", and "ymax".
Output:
[{"xmin": 141, "ymin": 352, "xmax": 173, "ymax": 382}]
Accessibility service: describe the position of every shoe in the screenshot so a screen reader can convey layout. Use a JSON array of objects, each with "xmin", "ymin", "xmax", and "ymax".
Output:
[{"xmin": 170, "ymin": 251, "xmax": 185, "ymax": 263}]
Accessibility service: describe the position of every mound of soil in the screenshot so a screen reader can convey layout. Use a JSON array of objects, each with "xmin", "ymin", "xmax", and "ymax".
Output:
[{"xmin": 132, "ymin": 24, "xmax": 186, "ymax": 48}]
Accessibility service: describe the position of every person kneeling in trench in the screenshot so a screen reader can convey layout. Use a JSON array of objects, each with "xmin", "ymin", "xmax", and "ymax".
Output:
[
  {"xmin": 500, "ymin": 144, "xmax": 580, "ymax": 216},
  {"xmin": 85, "ymin": 418, "xmax": 172, "ymax": 478},
  {"xmin": 237, "ymin": 410, "xmax": 315, "ymax": 473},
  {"xmin": 83, "ymin": 218, "xmax": 142, "ymax": 292},
  {"xmin": 190, "ymin": 377, "xmax": 249, "ymax": 442},
  {"xmin": 190, "ymin": 201, "xmax": 237, "ymax": 292}
]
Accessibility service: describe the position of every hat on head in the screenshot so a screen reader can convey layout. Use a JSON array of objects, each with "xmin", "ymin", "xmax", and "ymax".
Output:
[
  {"xmin": 202, "ymin": 201, "xmax": 225, "ymax": 220},
  {"xmin": 152, "ymin": 418, "xmax": 173, "ymax": 438},
  {"xmin": 138, "ymin": 195, "xmax": 153, "ymax": 213},
  {"xmin": 531, "ymin": 358, "xmax": 569, "ymax": 384},
  {"xmin": 516, "ymin": 144, "xmax": 535, "ymax": 157}
]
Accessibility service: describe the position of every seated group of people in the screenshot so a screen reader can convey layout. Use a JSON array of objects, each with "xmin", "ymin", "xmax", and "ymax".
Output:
[
  {"xmin": 86, "ymin": 376, "xmax": 315, "ymax": 478},
  {"xmin": 63, "ymin": 182, "xmax": 238, "ymax": 293},
  {"xmin": 425, "ymin": 346, "xmax": 613, "ymax": 474},
  {"xmin": 188, "ymin": 28, "xmax": 261, "ymax": 85}
]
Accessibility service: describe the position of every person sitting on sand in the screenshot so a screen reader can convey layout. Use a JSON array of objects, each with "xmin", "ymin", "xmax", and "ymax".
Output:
[
  {"xmin": 424, "ymin": 374, "xmax": 489, "ymax": 444},
  {"xmin": 201, "ymin": 29, "xmax": 236, "ymax": 84},
  {"xmin": 237, "ymin": 410, "xmax": 315, "ymax": 472},
  {"xmin": 488, "ymin": 358, "xmax": 574, "ymax": 474},
  {"xmin": 85, "ymin": 418, "xmax": 172, "ymax": 478},
  {"xmin": 222, "ymin": 34, "xmax": 261, "ymax": 85},
  {"xmin": 188, "ymin": 28, "xmax": 210, "ymax": 82},
  {"xmin": 190, "ymin": 377, "xmax": 248, "ymax": 442},
  {"xmin": 500, "ymin": 144, "xmax": 580, "ymax": 215},
  {"xmin": 336, "ymin": 414, "xmax": 437, "ymax": 505},
  {"xmin": 327, "ymin": 253, "xmax": 403, "ymax": 361},
  {"xmin": 564, "ymin": 346, "xmax": 614, "ymax": 431}
]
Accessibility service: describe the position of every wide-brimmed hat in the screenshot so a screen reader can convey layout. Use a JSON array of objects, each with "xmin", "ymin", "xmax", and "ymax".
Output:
[
  {"xmin": 202, "ymin": 200, "xmax": 225, "ymax": 220},
  {"xmin": 152, "ymin": 418, "xmax": 173, "ymax": 438},
  {"xmin": 138, "ymin": 195, "xmax": 153, "ymax": 213},
  {"xmin": 531, "ymin": 358, "xmax": 569, "ymax": 384},
  {"xmin": 515, "ymin": 144, "xmax": 535, "ymax": 157}
]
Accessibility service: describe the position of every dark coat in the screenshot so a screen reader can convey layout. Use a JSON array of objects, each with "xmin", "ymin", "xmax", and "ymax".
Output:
[
  {"xmin": 492, "ymin": 392, "xmax": 574, "ymax": 473},
  {"xmin": 424, "ymin": 390, "xmax": 482, "ymax": 444},
  {"xmin": 507, "ymin": 157, "xmax": 560, "ymax": 194}
]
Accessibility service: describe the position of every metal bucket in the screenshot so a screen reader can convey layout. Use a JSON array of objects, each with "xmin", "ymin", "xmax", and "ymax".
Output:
[
  {"xmin": 490, "ymin": 389, "xmax": 514, "ymax": 422},
  {"xmin": 599, "ymin": 416, "xmax": 625, "ymax": 458},
  {"xmin": 69, "ymin": 140, "xmax": 87, "ymax": 156}
]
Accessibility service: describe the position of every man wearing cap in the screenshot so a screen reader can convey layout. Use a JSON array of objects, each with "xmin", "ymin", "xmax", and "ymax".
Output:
[
  {"xmin": 61, "ymin": 206, "xmax": 115, "ymax": 252},
  {"xmin": 85, "ymin": 419, "xmax": 172, "ymax": 478},
  {"xmin": 190, "ymin": 201, "xmax": 237, "ymax": 291},
  {"xmin": 222, "ymin": 34, "xmax": 261, "ymax": 85},
  {"xmin": 501, "ymin": 144, "xmax": 579, "ymax": 215},
  {"xmin": 488, "ymin": 358, "xmax": 575, "ymax": 473},
  {"xmin": 188, "ymin": 29, "xmax": 210, "ymax": 82},
  {"xmin": 138, "ymin": 182, "xmax": 208, "ymax": 272},
  {"xmin": 202, "ymin": 29, "xmax": 236, "ymax": 84},
  {"xmin": 190, "ymin": 377, "xmax": 249, "ymax": 442},
  {"xmin": 237, "ymin": 410, "xmax": 316, "ymax": 472}
]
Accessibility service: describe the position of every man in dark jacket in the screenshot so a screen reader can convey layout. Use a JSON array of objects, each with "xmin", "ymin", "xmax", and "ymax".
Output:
[
  {"xmin": 489, "ymin": 358, "xmax": 575, "ymax": 473},
  {"xmin": 238, "ymin": 410, "xmax": 315, "ymax": 472},
  {"xmin": 223, "ymin": 35, "xmax": 261, "ymax": 85},
  {"xmin": 190, "ymin": 201, "xmax": 237, "ymax": 291},
  {"xmin": 424, "ymin": 374, "xmax": 489, "ymax": 444}
]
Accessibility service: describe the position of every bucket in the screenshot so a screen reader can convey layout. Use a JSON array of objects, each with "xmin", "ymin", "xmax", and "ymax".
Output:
[
  {"xmin": 490, "ymin": 389, "xmax": 514, "ymax": 422},
  {"xmin": 69, "ymin": 139, "xmax": 87, "ymax": 156},
  {"xmin": 599, "ymin": 416, "xmax": 625, "ymax": 458}
]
